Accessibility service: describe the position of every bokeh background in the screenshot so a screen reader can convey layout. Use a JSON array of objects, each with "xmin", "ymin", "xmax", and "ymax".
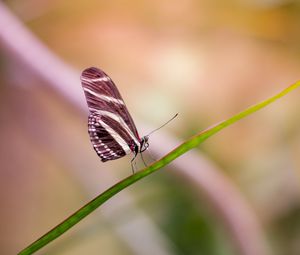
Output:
[{"xmin": 0, "ymin": 0, "xmax": 300, "ymax": 254}]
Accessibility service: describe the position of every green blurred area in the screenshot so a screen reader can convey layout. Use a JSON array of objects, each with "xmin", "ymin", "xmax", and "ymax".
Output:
[
  {"xmin": 142, "ymin": 173, "xmax": 234, "ymax": 255},
  {"xmin": 1, "ymin": 0, "xmax": 300, "ymax": 254}
]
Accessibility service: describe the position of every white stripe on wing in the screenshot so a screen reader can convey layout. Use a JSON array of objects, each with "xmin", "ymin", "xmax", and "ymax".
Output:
[
  {"xmin": 98, "ymin": 120, "xmax": 131, "ymax": 154},
  {"xmin": 81, "ymin": 76, "xmax": 110, "ymax": 82},
  {"xmin": 90, "ymin": 108, "xmax": 140, "ymax": 146},
  {"xmin": 83, "ymin": 87, "xmax": 124, "ymax": 105}
]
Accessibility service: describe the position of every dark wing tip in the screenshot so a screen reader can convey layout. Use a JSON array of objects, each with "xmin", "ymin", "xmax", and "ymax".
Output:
[
  {"xmin": 81, "ymin": 67, "xmax": 103, "ymax": 77},
  {"xmin": 82, "ymin": 66, "xmax": 100, "ymax": 74},
  {"xmin": 81, "ymin": 67, "xmax": 107, "ymax": 79}
]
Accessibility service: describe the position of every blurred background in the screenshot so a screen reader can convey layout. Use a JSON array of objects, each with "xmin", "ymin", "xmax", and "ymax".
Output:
[{"xmin": 0, "ymin": 0, "xmax": 300, "ymax": 254}]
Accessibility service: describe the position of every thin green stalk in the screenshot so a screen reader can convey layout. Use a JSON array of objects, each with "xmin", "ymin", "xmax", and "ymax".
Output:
[{"xmin": 19, "ymin": 81, "xmax": 300, "ymax": 255}]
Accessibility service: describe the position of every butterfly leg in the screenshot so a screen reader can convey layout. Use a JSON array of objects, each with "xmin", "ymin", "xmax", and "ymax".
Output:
[
  {"xmin": 140, "ymin": 152, "xmax": 148, "ymax": 168},
  {"xmin": 131, "ymin": 152, "xmax": 138, "ymax": 174}
]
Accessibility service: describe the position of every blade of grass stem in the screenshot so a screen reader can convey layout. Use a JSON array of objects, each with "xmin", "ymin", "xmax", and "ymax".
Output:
[{"xmin": 19, "ymin": 81, "xmax": 300, "ymax": 255}]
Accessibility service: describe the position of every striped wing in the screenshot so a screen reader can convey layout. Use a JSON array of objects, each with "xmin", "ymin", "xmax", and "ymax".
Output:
[
  {"xmin": 81, "ymin": 67, "xmax": 140, "ymax": 138},
  {"xmin": 81, "ymin": 67, "xmax": 141, "ymax": 161},
  {"xmin": 88, "ymin": 113, "xmax": 128, "ymax": 161}
]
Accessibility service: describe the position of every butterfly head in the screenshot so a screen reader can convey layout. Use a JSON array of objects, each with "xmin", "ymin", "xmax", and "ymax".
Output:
[{"xmin": 140, "ymin": 136, "xmax": 149, "ymax": 153}]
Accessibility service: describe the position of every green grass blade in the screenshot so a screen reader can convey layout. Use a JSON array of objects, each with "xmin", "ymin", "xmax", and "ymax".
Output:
[{"xmin": 18, "ymin": 81, "xmax": 300, "ymax": 255}]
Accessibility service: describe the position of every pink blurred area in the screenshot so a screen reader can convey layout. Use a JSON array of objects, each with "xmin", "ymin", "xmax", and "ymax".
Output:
[{"xmin": 1, "ymin": 1, "xmax": 300, "ymax": 254}]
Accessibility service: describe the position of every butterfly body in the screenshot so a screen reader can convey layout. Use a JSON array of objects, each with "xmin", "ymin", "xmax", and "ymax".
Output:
[{"xmin": 81, "ymin": 67, "xmax": 148, "ymax": 163}]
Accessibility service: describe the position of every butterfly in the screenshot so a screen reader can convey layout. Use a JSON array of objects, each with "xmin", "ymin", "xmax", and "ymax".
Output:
[{"xmin": 81, "ymin": 67, "xmax": 149, "ymax": 169}]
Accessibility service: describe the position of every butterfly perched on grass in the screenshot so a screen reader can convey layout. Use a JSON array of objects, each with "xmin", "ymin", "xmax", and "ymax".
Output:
[
  {"xmin": 81, "ymin": 67, "xmax": 177, "ymax": 172},
  {"xmin": 81, "ymin": 67, "xmax": 149, "ymax": 169}
]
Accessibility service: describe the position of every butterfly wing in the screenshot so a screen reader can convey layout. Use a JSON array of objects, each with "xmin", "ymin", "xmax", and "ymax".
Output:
[
  {"xmin": 88, "ymin": 113, "xmax": 128, "ymax": 161},
  {"xmin": 81, "ymin": 67, "xmax": 140, "ymax": 161}
]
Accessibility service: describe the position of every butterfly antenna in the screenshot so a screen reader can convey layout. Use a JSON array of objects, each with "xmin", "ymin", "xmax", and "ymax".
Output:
[{"xmin": 146, "ymin": 113, "xmax": 178, "ymax": 137}]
